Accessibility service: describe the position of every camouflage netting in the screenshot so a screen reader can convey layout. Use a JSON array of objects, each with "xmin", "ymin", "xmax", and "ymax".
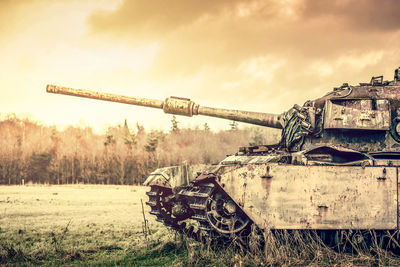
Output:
[{"xmin": 280, "ymin": 106, "xmax": 312, "ymax": 151}]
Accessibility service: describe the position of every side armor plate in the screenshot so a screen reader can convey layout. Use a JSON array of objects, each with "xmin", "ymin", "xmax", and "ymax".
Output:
[{"xmin": 218, "ymin": 165, "xmax": 397, "ymax": 230}]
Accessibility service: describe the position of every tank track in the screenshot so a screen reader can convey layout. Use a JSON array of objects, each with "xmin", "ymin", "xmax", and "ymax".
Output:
[
  {"xmin": 178, "ymin": 182, "xmax": 220, "ymax": 239},
  {"xmin": 146, "ymin": 182, "xmax": 252, "ymax": 244},
  {"xmin": 145, "ymin": 186, "xmax": 172, "ymax": 224},
  {"xmin": 146, "ymin": 184, "xmax": 218, "ymax": 241},
  {"xmin": 146, "ymin": 186, "xmax": 188, "ymax": 228}
]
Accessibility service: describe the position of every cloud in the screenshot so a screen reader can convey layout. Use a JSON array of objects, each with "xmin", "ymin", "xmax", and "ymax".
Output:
[
  {"xmin": 86, "ymin": 0, "xmax": 400, "ymax": 116},
  {"xmin": 300, "ymin": 0, "xmax": 400, "ymax": 32},
  {"xmin": 2, "ymin": 0, "xmax": 398, "ymax": 132},
  {"xmin": 89, "ymin": 0, "xmax": 260, "ymax": 37},
  {"xmin": 89, "ymin": 0, "xmax": 399, "ymax": 69}
]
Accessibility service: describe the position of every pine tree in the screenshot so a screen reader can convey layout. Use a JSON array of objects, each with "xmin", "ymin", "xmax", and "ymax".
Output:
[
  {"xmin": 203, "ymin": 123, "xmax": 210, "ymax": 132},
  {"xmin": 229, "ymin": 121, "xmax": 238, "ymax": 131},
  {"xmin": 171, "ymin": 115, "xmax": 179, "ymax": 132},
  {"xmin": 145, "ymin": 131, "xmax": 159, "ymax": 152},
  {"xmin": 249, "ymin": 128, "xmax": 264, "ymax": 146}
]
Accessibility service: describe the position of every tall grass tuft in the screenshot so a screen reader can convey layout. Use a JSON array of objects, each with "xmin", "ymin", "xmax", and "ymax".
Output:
[{"xmin": 153, "ymin": 229, "xmax": 400, "ymax": 266}]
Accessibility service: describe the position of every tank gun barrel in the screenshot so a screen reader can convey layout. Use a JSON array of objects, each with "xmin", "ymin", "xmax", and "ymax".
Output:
[{"xmin": 46, "ymin": 84, "xmax": 283, "ymax": 129}]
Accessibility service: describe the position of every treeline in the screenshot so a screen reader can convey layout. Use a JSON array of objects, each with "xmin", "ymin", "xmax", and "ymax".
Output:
[{"xmin": 0, "ymin": 114, "xmax": 280, "ymax": 185}]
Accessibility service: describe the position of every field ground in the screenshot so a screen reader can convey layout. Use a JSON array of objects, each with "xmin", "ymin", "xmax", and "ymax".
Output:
[
  {"xmin": 1, "ymin": 185, "xmax": 400, "ymax": 266},
  {"xmin": 0, "ymin": 185, "xmax": 184, "ymax": 266}
]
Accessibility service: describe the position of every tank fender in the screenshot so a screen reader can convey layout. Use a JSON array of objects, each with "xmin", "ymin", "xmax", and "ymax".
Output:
[
  {"xmin": 143, "ymin": 168, "xmax": 172, "ymax": 187},
  {"xmin": 143, "ymin": 163, "xmax": 211, "ymax": 188}
]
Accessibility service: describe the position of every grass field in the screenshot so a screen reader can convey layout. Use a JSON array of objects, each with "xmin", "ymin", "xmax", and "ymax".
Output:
[
  {"xmin": 1, "ymin": 185, "xmax": 400, "ymax": 266},
  {"xmin": 0, "ymin": 185, "xmax": 182, "ymax": 266}
]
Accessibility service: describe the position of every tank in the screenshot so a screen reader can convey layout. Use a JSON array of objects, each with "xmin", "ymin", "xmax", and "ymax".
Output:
[{"xmin": 46, "ymin": 66, "xmax": 400, "ymax": 245}]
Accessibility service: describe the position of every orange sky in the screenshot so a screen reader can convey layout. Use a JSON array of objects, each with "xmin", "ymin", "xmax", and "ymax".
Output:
[{"xmin": 1, "ymin": 0, "xmax": 400, "ymax": 133}]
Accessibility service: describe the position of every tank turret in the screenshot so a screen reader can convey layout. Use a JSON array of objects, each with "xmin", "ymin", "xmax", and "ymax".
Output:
[{"xmin": 47, "ymin": 67, "xmax": 400, "ymax": 153}]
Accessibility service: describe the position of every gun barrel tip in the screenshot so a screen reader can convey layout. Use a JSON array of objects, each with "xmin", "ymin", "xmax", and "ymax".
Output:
[{"xmin": 46, "ymin": 84, "xmax": 56, "ymax": 93}]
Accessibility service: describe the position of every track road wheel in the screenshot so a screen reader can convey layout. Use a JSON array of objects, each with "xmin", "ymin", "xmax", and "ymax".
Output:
[{"xmin": 205, "ymin": 190, "xmax": 251, "ymax": 236}]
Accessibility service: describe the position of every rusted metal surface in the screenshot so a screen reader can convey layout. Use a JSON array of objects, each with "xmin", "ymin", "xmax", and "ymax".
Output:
[
  {"xmin": 163, "ymin": 96, "xmax": 198, "ymax": 116},
  {"xmin": 46, "ymin": 84, "xmax": 283, "ymax": 129},
  {"xmin": 217, "ymin": 163, "xmax": 397, "ymax": 230},
  {"xmin": 143, "ymin": 163, "xmax": 209, "ymax": 188},
  {"xmin": 324, "ymin": 99, "xmax": 390, "ymax": 130},
  {"xmin": 198, "ymin": 106, "xmax": 282, "ymax": 128},
  {"xmin": 46, "ymin": 84, "xmax": 164, "ymax": 109}
]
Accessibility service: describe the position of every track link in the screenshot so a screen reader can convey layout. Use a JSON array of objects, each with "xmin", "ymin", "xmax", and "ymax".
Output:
[{"xmin": 178, "ymin": 183, "xmax": 219, "ymax": 239}]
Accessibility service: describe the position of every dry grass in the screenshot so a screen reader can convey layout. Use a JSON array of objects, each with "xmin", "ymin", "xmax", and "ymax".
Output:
[
  {"xmin": 176, "ymin": 229, "xmax": 400, "ymax": 266},
  {"xmin": 0, "ymin": 185, "xmax": 172, "ymax": 265},
  {"xmin": 2, "ymin": 185, "xmax": 400, "ymax": 266}
]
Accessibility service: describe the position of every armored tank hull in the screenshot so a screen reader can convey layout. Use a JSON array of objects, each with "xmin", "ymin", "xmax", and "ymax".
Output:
[{"xmin": 144, "ymin": 145, "xmax": 398, "ymax": 243}]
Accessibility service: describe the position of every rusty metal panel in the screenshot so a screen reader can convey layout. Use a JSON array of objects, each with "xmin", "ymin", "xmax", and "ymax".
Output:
[
  {"xmin": 218, "ymin": 165, "xmax": 398, "ymax": 230},
  {"xmin": 324, "ymin": 100, "xmax": 390, "ymax": 130}
]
